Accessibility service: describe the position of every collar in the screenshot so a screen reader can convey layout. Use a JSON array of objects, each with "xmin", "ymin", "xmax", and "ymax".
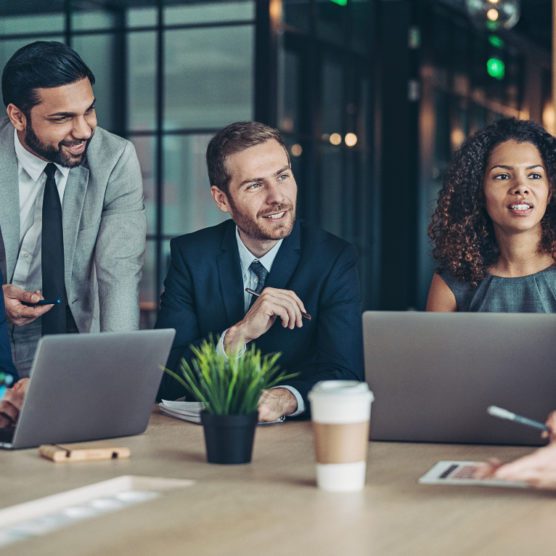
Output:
[
  {"xmin": 14, "ymin": 129, "xmax": 70, "ymax": 182},
  {"xmin": 235, "ymin": 226, "xmax": 283, "ymax": 274}
]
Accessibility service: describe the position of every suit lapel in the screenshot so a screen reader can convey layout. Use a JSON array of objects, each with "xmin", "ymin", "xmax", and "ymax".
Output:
[
  {"xmin": 0, "ymin": 118, "xmax": 90, "ymax": 286},
  {"xmin": 266, "ymin": 220, "xmax": 301, "ymax": 290},
  {"xmin": 62, "ymin": 165, "xmax": 89, "ymax": 289},
  {"xmin": 0, "ymin": 121, "xmax": 21, "ymax": 281},
  {"xmin": 217, "ymin": 221, "xmax": 245, "ymax": 324}
]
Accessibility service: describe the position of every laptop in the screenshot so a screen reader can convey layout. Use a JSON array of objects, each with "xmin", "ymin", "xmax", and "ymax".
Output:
[
  {"xmin": 0, "ymin": 329, "xmax": 175, "ymax": 449},
  {"xmin": 363, "ymin": 311, "xmax": 556, "ymax": 446}
]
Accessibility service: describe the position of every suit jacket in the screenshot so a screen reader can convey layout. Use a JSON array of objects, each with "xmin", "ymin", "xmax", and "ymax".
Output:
[
  {"xmin": 0, "ymin": 270, "xmax": 17, "ymax": 380},
  {"xmin": 0, "ymin": 117, "xmax": 146, "ymax": 334},
  {"xmin": 156, "ymin": 219, "xmax": 364, "ymax": 410}
]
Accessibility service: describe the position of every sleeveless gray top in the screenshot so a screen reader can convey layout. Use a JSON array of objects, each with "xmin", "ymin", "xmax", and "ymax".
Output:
[{"xmin": 440, "ymin": 266, "xmax": 556, "ymax": 312}]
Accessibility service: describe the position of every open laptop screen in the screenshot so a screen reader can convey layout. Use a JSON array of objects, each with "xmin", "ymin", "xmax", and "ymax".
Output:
[{"xmin": 363, "ymin": 311, "xmax": 556, "ymax": 446}]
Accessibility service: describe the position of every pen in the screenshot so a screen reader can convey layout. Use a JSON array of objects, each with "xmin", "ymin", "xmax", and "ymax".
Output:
[
  {"xmin": 487, "ymin": 405, "xmax": 550, "ymax": 432},
  {"xmin": 245, "ymin": 288, "xmax": 312, "ymax": 321}
]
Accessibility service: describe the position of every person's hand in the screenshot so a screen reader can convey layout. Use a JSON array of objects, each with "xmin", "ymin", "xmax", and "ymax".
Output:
[
  {"xmin": 490, "ymin": 443, "xmax": 556, "ymax": 489},
  {"xmin": 258, "ymin": 388, "xmax": 297, "ymax": 422},
  {"xmin": 474, "ymin": 409, "xmax": 556, "ymax": 485},
  {"xmin": 0, "ymin": 378, "xmax": 29, "ymax": 427},
  {"xmin": 473, "ymin": 458, "xmax": 503, "ymax": 479},
  {"xmin": 224, "ymin": 287, "xmax": 307, "ymax": 353},
  {"xmin": 3, "ymin": 285, "xmax": 53, "ymax": 326},
  {"xmin": 541, "ymin": 411, "xmax": 556, "ymax": 442}
]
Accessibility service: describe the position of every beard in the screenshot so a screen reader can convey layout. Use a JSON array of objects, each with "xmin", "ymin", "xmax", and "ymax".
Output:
[
  {"xmin": 24, "ymin": 124, "xmax": 92, "ymax": 168},
  {"xmin": 229, "ymin": 198, "xmax": 296, "ymax": 241}
]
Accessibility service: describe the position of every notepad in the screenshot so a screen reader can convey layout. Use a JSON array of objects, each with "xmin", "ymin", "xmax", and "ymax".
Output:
[
  {"xmin": 158, "ymin": 399, "xmax": 285, "ymax": 425},
  {"xmin": 159, "ymin": 400, "xmax": 204, "ymax": 424}
]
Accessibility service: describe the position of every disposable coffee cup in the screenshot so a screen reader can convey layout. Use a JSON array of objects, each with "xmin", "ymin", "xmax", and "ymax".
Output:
[{"xmin": 308, "ymin": 381, "xmax": 374, "ymax": 492}]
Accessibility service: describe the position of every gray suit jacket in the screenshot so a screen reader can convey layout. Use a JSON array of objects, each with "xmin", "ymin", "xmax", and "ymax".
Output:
[{"xmin": 0, "ymin": 117, "xmax": 146, "ymax": 333}]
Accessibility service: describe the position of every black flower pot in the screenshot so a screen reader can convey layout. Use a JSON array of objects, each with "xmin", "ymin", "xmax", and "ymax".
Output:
[{"xmin": 200, "ymin": 410, "xmax": 258, "ymax": 464}]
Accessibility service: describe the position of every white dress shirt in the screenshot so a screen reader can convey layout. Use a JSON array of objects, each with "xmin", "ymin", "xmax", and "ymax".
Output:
[
  {"xmin": 13, "ymin": 129, "xmax": 69, "ymax": 288},
  {"xmin": 216, "ymin": 227, "xmax": 305, "ymax": 416},
  {"xmin": 11, "ymin": 130, "xmax": 69, "ymax": 375}
]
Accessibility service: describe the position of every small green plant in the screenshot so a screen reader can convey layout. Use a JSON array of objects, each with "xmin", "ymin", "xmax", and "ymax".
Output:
[{"xmin": 164, "ymin": 337, "xmax": 297, "ymax": 415}]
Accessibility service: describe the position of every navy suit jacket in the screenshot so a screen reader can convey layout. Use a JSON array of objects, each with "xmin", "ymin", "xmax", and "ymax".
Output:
[
  {"xmin": 156, "ymin": 219, "xmax": 364, "ymax": 410},
  {"xmin": 0, "ymin": 270, "xmax": 18, "ymax": 381}
]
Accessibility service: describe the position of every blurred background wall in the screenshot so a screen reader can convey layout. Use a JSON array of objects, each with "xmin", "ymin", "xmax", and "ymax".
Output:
[{"xmin": 0, "ymin": 0, "xmax": 550, "ymax": 324}]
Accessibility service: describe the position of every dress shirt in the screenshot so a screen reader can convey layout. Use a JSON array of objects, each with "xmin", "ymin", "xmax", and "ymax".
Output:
[
  {"xmin": 216, "ymin": 227, "xmax": 305, "ymax": 416},
  {"xmin": 13, "ymin": 130, "xmax": 69, "ymax": 288},
  {"xmin": 11, "ymin": 131, "xmax": 70, "ymax": 375}
]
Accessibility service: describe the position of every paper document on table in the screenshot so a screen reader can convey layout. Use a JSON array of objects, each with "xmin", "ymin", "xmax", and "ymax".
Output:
[
  {"xmin": 419, "ymin": 461, "xmax": 527, "ymax": 488},
  {"xmin": 159, "ymin": 400, "xmax": 204, "ymax": 424},
  {"xmin": 158, "ymin": 400, "xmax": 285, "ymax": 426}
]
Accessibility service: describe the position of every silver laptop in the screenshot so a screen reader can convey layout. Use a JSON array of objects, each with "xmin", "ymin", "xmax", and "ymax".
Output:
[
  {"xmin": 363, "ymin": 312, "xmax": 556, "ymax": 446},
  {"xmin": 0, "ymin": 329, "xmax": 175, "ymax": 449}
]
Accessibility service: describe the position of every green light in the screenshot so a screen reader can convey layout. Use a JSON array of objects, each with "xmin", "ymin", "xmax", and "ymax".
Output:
[
  {"xmin": 487, "ymin": 57, "xmax": 505, "ymax": 80},
  {"xmin": 329, "ymin": 0, "xmax": 348, "ymax": 5},
  {"xmin": 486, "ymin": 20, "xmax": 498, "ymax": 31},
  {"xmin": 488, "ymin": 35, "xmax": 504, "ymax": 49}
]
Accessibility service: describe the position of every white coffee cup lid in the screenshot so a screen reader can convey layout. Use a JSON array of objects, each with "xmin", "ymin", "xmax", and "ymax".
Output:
[{"xmin": 309, "ymin": 380, "xmax": 374, "ymax": 401}]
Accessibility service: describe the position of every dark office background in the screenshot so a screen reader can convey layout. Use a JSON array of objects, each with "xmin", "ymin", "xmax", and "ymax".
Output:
[{"xmin": 0, "ymin": 0, "xmax": 551, "ymax": 325}]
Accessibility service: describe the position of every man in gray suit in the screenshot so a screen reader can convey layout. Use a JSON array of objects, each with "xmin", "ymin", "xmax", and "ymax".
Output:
[{"xmin": 0, "ymin": 41, "xmax": 146, "ymax": 378}]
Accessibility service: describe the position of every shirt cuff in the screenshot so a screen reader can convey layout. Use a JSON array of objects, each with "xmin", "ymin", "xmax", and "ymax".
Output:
[
  {"xmin": 272, "ymin": 385, "xmax": 305, "ymax": 417},
  {"xmin": 217, "ymin": 329, "xmax": 246, "ymax": 359}
]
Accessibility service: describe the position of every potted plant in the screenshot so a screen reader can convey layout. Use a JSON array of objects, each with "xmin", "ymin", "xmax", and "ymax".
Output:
[{"xmin": 164, "ymin": 338, "xmax": 295, "ymax": 464}]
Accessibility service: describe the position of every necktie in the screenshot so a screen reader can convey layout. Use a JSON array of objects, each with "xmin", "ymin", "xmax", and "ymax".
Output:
[
  {"xmin": 249, "ymin": 260, "xmax": 268, "ymax": 307},
  {"xmin": 41, "ymin": 163, "xmax": 66, "ymax": 335}
]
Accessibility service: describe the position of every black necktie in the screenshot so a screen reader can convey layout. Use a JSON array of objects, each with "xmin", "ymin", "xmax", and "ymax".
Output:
[
  {"xmin": 249, "ymin": 260, "xmax": 268, "ymax": 307},
  {"xmin": 41, "ymin": 163, "xmax": 66, "ymax": 335}
]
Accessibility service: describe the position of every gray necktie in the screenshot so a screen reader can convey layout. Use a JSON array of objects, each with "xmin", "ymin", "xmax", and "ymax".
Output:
[
  {"xmin": 249, "ymin": 260, "xmax": 268, "ymax": 307},
  {"xmin": 249, "ymin": 260, "xmax": 268, "ymax": 293}
]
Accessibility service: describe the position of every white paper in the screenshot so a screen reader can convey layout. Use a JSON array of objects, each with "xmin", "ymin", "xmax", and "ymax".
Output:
[
  {"xmin": 159, "ymin": 400, "xmax": 204, "ymax": 424},
  {"xmin": 158, "ymin": 400, "xmax": 285, "ymax": 425}
]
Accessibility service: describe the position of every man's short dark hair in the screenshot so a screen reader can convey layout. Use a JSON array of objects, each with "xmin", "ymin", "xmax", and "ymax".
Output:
[
  {"xmin": 2, "ymin": 41, "xmax": 95, "ymax": 112},
  {"xmin": 206, "ymin": 121, "xmax": 290, "ymax": 193}
]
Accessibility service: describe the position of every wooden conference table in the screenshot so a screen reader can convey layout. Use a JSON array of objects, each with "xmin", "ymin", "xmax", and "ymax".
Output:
[{"xmin": 0, "ymin": 412, "xmax": 554, "ymax": 556}]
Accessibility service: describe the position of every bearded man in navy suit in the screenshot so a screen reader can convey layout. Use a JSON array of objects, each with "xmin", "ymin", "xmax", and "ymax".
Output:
[{"xmin": 156, "ymin": 121, "xmax": 364, "ymax": 421}]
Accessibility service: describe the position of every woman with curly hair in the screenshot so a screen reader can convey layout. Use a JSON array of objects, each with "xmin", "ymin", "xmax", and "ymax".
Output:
[{"xmin": 427, "ymin": 117, "xmax": 556, "ymax": 311}]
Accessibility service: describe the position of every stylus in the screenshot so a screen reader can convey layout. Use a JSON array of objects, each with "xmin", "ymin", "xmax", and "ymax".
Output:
[{"xmin": 487, "ymin": 405, "xmax": 550, "ymax": 432}]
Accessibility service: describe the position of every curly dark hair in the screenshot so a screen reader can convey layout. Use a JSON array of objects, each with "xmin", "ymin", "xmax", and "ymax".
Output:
[{"xmin": 429, "ymin": 118, "xmax": 556, "ymax": 286}]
